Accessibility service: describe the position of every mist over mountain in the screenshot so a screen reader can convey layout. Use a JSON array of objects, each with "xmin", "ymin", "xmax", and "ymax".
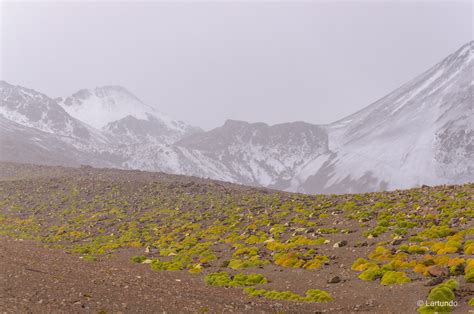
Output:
[
  {"xmin": 303, "ymin": 41, "xmax": 474, "ymax": 193},
  {"xmin": 0, "ymin": 41, "xmax": 472, "ymax": 194}
]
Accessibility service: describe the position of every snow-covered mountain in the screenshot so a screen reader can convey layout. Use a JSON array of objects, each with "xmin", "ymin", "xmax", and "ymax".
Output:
[
  {"xmin": 176, "ymin": 120, "xmax": 330, "ymax": 189},
  {"xmin": 298, "ymin": 41, "xmax": 473, "ymax": 193},
  {"xmin": 0, "ymin": 41, "xmax": 472, "ymax": 194},
  {"xmin": 0, "ymin": 81, "xmax": 112, "ymax": 152},
  {"xmin": 0, "ymin": 81, "xmax": 90, "ymax": 139},
  {"xmin": 0, "ymin": 81, "xmax": 122, "ymax": 167},
  {"xmin": 57, "ymin": 86, "xmax": 200, "ymax": 143}
]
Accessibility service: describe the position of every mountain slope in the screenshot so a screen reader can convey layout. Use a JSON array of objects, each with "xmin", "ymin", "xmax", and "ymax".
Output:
[
  {"xmin": 299, "ymin": 41, "xmax": 473, "ymax": 193},
  {"xmin": 0, "ymin": 81, "xmax": 113, "ymax": 153},
  {"xmin": 0, "ymin": 81, "xmax": 91, "ymax": 140},
  {"xmin": 0, "ymin": 115, "xmax": 121, "ymax": 167}
]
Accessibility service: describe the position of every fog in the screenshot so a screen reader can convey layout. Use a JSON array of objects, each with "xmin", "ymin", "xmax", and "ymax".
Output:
[{"xmin": 1, "ymin": 0, "xmax": 472, "ymax": 129}]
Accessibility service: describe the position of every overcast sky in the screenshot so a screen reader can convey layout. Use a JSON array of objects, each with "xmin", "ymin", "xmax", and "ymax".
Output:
[{"xmin": 1, "ymin": 1, "xmax": 472, "ymax": 130}]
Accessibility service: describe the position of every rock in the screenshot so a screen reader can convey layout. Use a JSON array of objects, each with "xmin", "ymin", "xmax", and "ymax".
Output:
[
  {"xmin": 333, "ymin": 240, "xmax": 348, "ymax": 248},
  {"xmin": 449, "ymin": 217, "xmax": 460, "ymax": 227},
  {"xmin": 355, "ymin": 241, "xmax": 368, "ymax": 247},
  {"xmin": 300, "ymin": 255, "xmax": 313, "ymax": 261},
  {"xmin": 424, "ymin": 277, "xmax": 444, "ymax": 286},
  {"xmin": 145, "ymin": 246, "xmax": 158, "ymax": 254},
  {"xmin": 391, "ymin": 239, "xmax": 403, "ymax": 246},
  {"xmin": 327, "ymin": 276, "xmax": 341, "ymax": 284},
  {"xmin": 427, "ymin": 265, "xmax": 448, "ymax": 277}
]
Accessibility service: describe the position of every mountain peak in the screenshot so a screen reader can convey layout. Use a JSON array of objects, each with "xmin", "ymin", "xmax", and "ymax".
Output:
[
  {"xmin": 56, "ymin": 85, "xmax": 200, "ymax": 142},
  {"xmin": 92, "ymin": 85, "xmax": 143, "ymax": 102},
  {"xmin": 441, "ymin": 40, "xmax": 473, "ymax": 67},
  {"xmin": 57, "ymin": 86, "xmax": 157, "ymax": 129}
]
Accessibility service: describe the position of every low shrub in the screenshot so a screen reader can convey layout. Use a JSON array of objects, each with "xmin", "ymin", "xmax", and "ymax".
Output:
[
  {"xmin": 244, "ymin": 287, "xmax": 333, "ymax": 302},
  {"xmin": 204, "ymin": 272, "xmax": 267, "ymax": 287},
  {"xmin": 380, "ymin": 271, "xmax": 411, "ymax": 285},
  {"xmin": 417, "ymin": 279, "xmax": 459, "ymax": 313}
]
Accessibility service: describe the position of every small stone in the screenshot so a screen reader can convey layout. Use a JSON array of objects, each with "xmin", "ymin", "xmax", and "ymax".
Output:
[
  {"xmin": 145, "ymin": 246, "xmax": 157, "ymax": 254},
  {"xmin": 333, "ymin": 240, "xmax": 348, "ymax": 248},
  {"xmin": 355, "ymin": 241, "xmax": 368, "ymax": 247},
  {"xmin": 391, "ymin": 239, "xmax": 403, "ymax": 246},
  {"xmin": 427, "ymin": 265, "xmax": 448, "ymax": 277},
  {"xmin": 449, "ymin": 217, "xmax": 460, "ymax": 227},
  {"xmin": 327, "ymin": 276, "xmax": 341, "ymax": 284},
  {"xmin": 424, "ymin": 277, "xmax": 444, "ymax": 286}
]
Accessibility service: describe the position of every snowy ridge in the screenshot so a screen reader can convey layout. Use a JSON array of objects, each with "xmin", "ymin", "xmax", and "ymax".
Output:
[
  {"xmin": 1, "ymin": 41, "xmax": 472, "ymax": 194},
  {"xmin": 57, "ymin": 86, "xmax": 196, "ymax": 138},
  {"xmin": 0, "ymin": 80, "xmax": 113, "ymax": 152},
  {"xmin": 175, "ymin": 120, "xmax": 330, "ymax": 189},
  {"xmin": 311, "ymin": 41, "xmax": 474, "ymax": 193}
]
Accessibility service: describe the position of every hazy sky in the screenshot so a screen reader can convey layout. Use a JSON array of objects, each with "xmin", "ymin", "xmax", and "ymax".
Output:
[{"xmin": 1, "ymin": 1, "xmax": 472, "ymax": 130}]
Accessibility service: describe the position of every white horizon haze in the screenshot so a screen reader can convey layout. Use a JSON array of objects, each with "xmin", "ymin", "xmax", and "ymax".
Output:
[{"xmin": 0, "ymin": 0, "xmax": 472, "ymax": 130}]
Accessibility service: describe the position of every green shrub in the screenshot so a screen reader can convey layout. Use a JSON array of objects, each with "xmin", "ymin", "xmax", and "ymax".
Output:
[
  {"xmin": 417, "ymin": 279, "xmax": 459, "ymax": 313},
  {"xmin": 358, "ymin": 266, "xmax": 383, "ymax": 281},
  {"xmin": 228, "ymin": 256, "xmax": 269, "ymax": 269},
  {"xmin": 131, "ymin": 255, "xmax": 147, "ymax": 263},
  {"xmin": 204, "ymin": 272, "xmax": 267, "ymax": 287},
  {"xmin": 150, "ymin": 259, "xmax": 186, "ymax": 271},
  {"xmin": 352, "ymin": 258, "xmax": 379, "ymax": 272},
  {"xmin": 407, "ymin": 245, "xmax": 428, "ymax": 254},
  {"xmin": 380, "ymin": 271, "xmax": 411, "ymax": 285},
  {"xmin": 418, "ymin": 226, "xmax": 454, "ymax": 239},
  {"xmin": 82, "ymin": 255, "xmax": 97, "ymax": 262},
  {"xmin": 244, "ymin": 287, "xmax": 333, "ymax": 302}
]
